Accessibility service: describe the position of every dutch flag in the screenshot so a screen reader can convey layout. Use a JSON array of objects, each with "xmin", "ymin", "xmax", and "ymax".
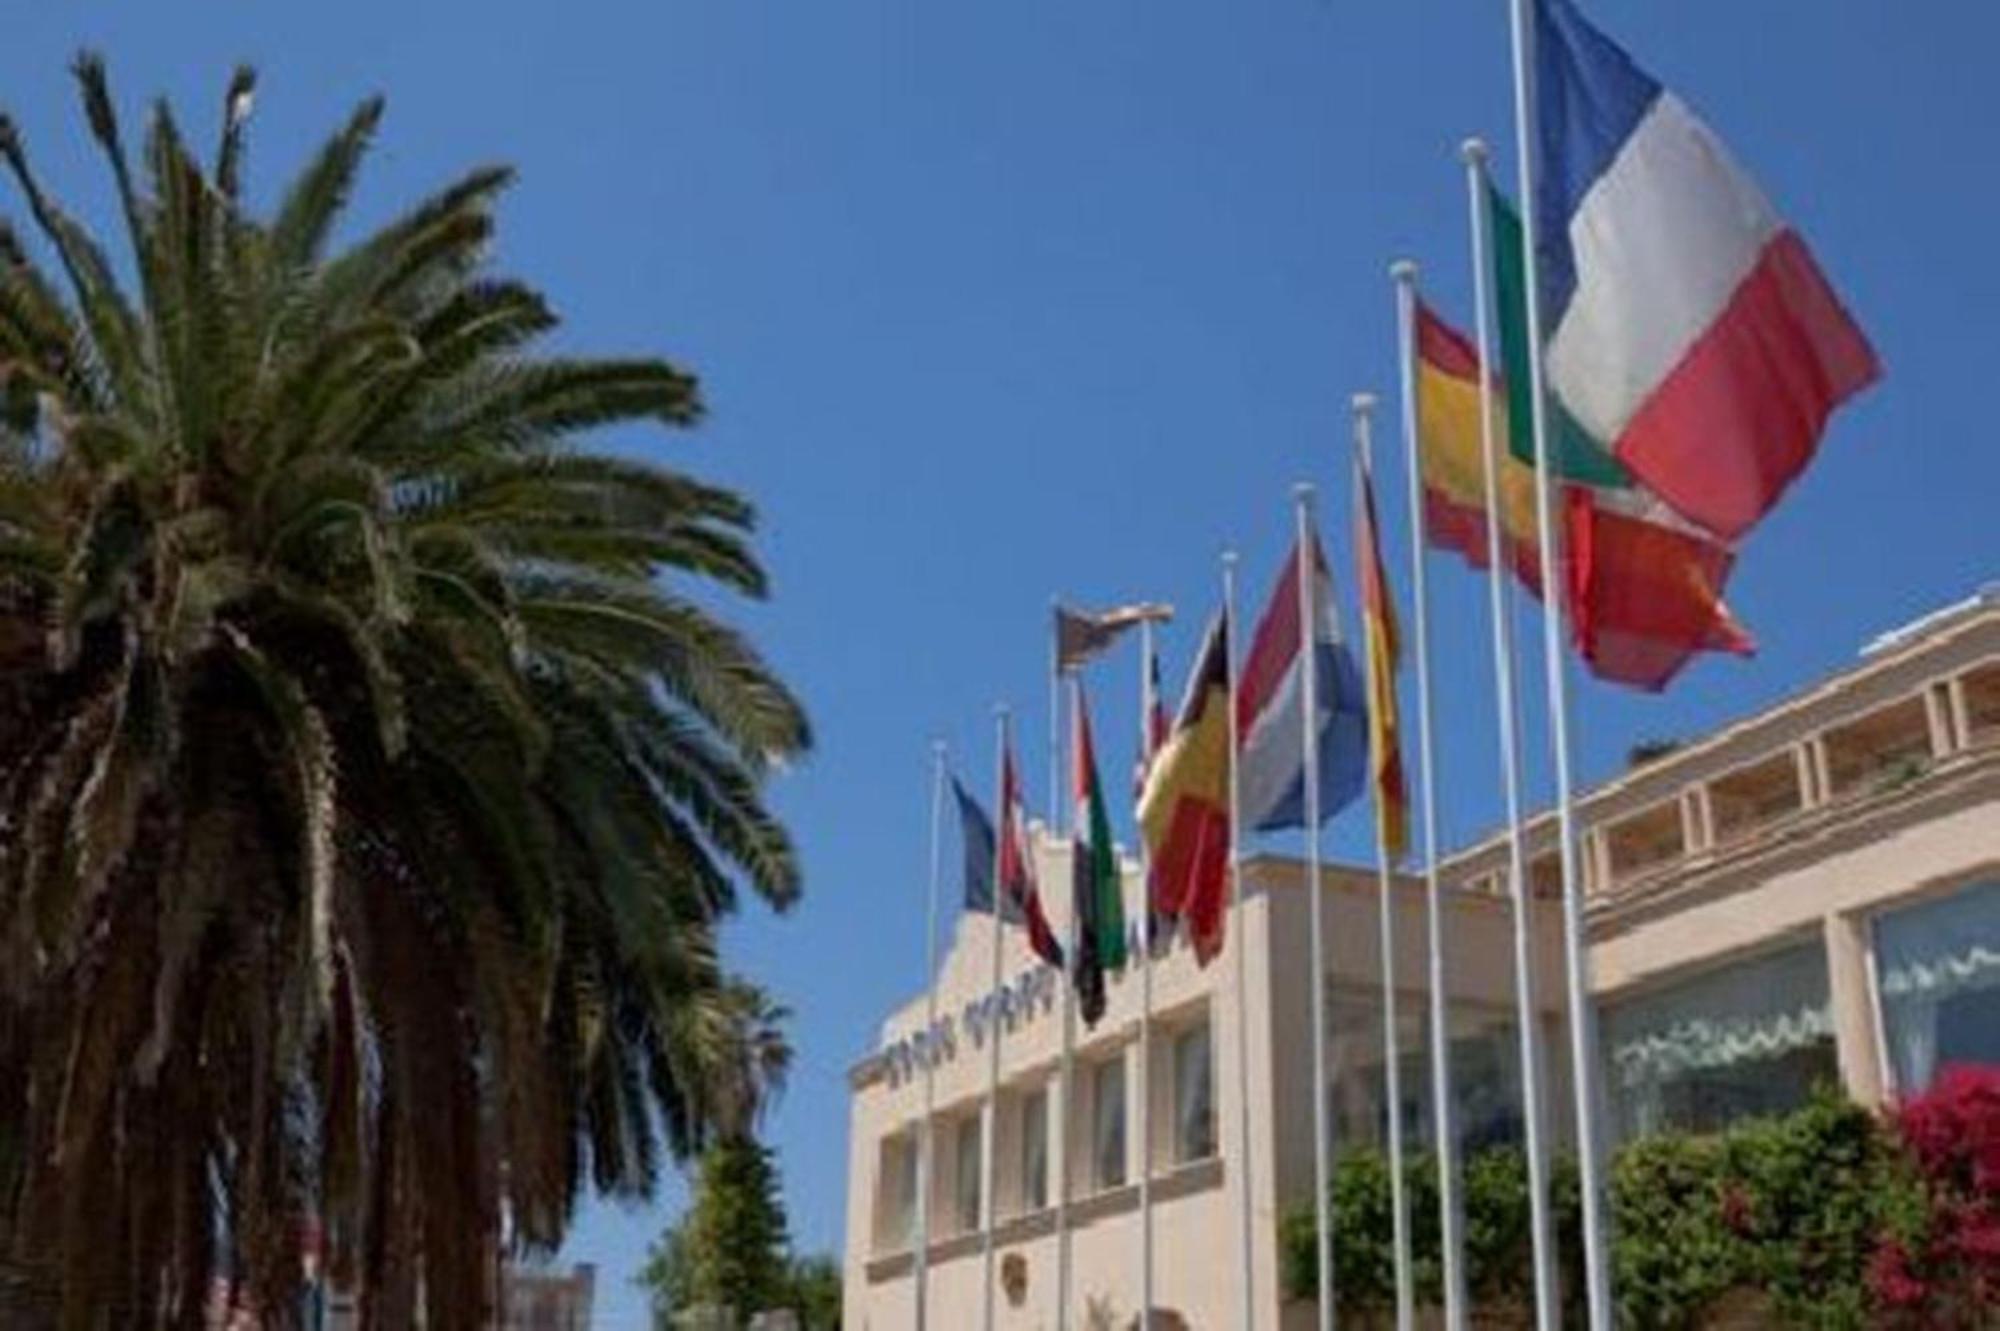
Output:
[{"xmin": 1235, "ymin": 531, "xmax": 1368, "ymax": 833}]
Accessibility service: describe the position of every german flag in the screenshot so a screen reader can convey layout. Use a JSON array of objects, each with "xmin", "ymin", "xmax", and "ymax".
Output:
[{"xmin": 1137, "ymin": 614, "xmax": 1232, "ymax": 966}]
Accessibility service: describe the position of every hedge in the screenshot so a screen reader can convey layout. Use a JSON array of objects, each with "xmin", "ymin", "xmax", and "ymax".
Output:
[{"xmin": 1280, "ymin": 1077, "xmax": 2000, "ymax": 1329}]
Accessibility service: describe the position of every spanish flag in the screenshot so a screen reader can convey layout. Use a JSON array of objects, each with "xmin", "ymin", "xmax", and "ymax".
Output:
[
  {"xmin": 1353, "ymin": 455, "xmax": 1409, "ymax": 862},
  {"xmin": 1417, "ymin": 291, "xmax": 1753, "ymax": 692},
  {"xmin": 1138, "ymin": 614, "xmax": 1231, "ymax": 966},
  {"xmin": 1414, "ymin": 301, "xmax": 1543, "ymax": 595}
]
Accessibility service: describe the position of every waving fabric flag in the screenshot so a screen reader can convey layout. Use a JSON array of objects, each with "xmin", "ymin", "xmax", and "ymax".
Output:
[
  {"xmin": 955, "ymin": 766, "xmax": 1066, "ymax": 971},
  {"xmin": 1138, "ymin": 614, "xmax": 1232, "ymax": 965},
  {"xmin": 1236, "ymin": 532, "xmax": 1367, "ymax": 832},
  {"xmin": 1564, "ymin": 486, "xmax": 1754, "ymax": 692},
  {"xmin": 999, "ymin": 742, "xmax": 1065, "ymax": 968},
  {"xmin": 1134, "ymin": 642, "xmax": 1170, "ymax": 799},
  {"xmin": 1421, "ymin": 287, "xmax": 1751, "ymax": 689},
  {"xmin": 1414, "ymin": 300, "xmax": 1544, "ymax": 594},
  {"xmin": 952, "ymin": 777, "xmax": 1002, "ymax": 915},
  {"xmin": 1353, "ymin": 458, "xmax": 1410, "ymax": 862},
  {"xmin": 1054, "ymin": 602, "xmax": 1169, "ymax": 672},
  {"xmin": 1070, "ymin": 686, "xmax": 1126, "ymax": 1027},
  {"xmin": 1532, "ymin": 0, "xmax": 1879, "ymax": 540}
]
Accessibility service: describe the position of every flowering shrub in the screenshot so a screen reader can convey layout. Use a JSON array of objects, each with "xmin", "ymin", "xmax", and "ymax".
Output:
[
  {"xmin": 1868, "ymin": 1064, "xmax": 2000, "ymax": 1327},
  {"xmin": 1279, "ymin": 1088, "xmax": 1973, "ymax": 1328}
]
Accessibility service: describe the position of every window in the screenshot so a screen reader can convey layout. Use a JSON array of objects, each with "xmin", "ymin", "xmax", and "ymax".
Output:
[
  {"xmin": 1173, "ymin": 1023, "xmax": 1216, "ymax": 1164},
  {"xmin": 953, "ymin": 1116, "xmax": 983, "ymax": 1235},
  {"xmin": 1874, "ymin": 880, "xmax": 2000, "ymax": 1095},
  {"xmin": 875, "ymin": 1130, "xmax": 918, "ymax": 1252},
  {"xmin": 1602, "ymin": 942, "xmax": 1837, "ymax": 1142},
  {"xmin": 1020, "ymin": 1086, "xmax": 1048, "ymax": 1212},
  {"xmin": 1092, "ymin": 1057, "xmax": 1127, "ymax": 1190}
]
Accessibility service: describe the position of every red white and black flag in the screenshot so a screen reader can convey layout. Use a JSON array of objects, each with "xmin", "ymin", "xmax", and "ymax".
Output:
[{"xmin": 999, "ymin": 739, "xmax": 1064, "ymax": 968}]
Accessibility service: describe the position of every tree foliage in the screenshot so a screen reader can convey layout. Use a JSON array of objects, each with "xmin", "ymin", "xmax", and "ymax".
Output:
[
  {"xmin": 786, "ymin": 1253, "xmax": 843, "ymax": 1330},
  {"xmin": 1280, "ymin": 1090, "xmax": 1954, "ymax": 1329},
  {"xmin": 0, "ymin": 55, "xmax": 807, "ymax": 1328},
  {"xmin": 640, "ymin": 1135, "xmax": 823, "ymax": 1327}
]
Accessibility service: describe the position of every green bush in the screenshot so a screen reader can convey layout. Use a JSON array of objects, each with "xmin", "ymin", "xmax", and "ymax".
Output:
[{"xmin": 1280, "ymin": 1092, "xmax": 1926, "ymax": 1329}]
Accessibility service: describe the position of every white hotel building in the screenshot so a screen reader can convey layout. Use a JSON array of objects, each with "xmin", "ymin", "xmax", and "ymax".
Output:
[{"xmin": 842, "ymin": 592, "xmax": 2000, "ymax": 1330}]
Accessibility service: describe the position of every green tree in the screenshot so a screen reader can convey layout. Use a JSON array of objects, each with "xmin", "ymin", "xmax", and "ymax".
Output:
[
  {"xmin": 641, "ymin": 1135, "xmax": 794, "ymax": 1325},
  {"xmin": 786, "ymin": 1253, "xmax": 843, "ymax": 1330},
  {"xmin": 0, "ymin": 55, "xmax": 807, "ymax": 1328}
]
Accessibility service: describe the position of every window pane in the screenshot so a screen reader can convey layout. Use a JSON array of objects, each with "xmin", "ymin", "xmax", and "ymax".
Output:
[
  {"xmin": 1875, "ymin": 879, "xmax": 2000, "ymax": 1094},
  {"xmin": 1021, "ymin": 1088, "xmax": 1048, "ymax": 1212},
  {"xmin": 954, "ymin": 1117, "xmax": 982, "ymax": 1234},
  {"xmin": 1174, "ymin": 1024, "xmax": 1216, "ymax": 1163},
  {"xmin": 879, "ymin": 1132, "xmax": 916, "ymax": 1251},
  {"xmin": 1602, "ymin": 941, "xmax": 1836, "ymax": 1142},
  {"xmin": 1093, "ymin": 1059, "xmax": 1126, "ymax": 1190}
]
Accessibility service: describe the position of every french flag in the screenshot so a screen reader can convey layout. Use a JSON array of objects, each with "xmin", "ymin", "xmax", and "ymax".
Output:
[
  {"xmin": 1235, "ymin": 532, "xmax": 1367, "ymax": 833},
  {"xmin": 1535, "ymin": 0, "xmax": 1879, "ymax": 541}
]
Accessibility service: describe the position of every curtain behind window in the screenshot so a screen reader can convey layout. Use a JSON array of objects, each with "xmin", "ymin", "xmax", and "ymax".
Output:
[
  {"xmin": 1021, "ymin": 1088, "xmax": 1048, "ymax": 1212},
  {"xmin": 1174, "ymin": 1024, "xmax": 1215, "ymax": 1163},
  {"xmin": 1093, "ymin": 1058, "xmax": 1127, "ymax": 1190},
  {"xmin": 1603, "ymin": 941, "xmax": 1834, "ymax": 1140},
  {"xmin": 1875, "ymin": 879, "xmax": 2000, "ymax": 1093}
]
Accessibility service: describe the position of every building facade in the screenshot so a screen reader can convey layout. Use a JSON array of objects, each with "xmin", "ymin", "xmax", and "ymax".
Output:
[{"xmin": 843, "ymin": 594, "xmax": 2000, "ymax": 1330}]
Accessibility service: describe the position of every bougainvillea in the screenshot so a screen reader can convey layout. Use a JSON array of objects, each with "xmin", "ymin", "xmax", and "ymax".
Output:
[{"xmin": 1869, "ymin": 1063, "xmax": 2000, "ymax": 1327}]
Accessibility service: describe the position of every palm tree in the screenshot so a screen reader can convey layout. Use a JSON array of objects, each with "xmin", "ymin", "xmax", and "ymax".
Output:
[{"xmin": 0, "ymin": 55, "xmax": 808, "ymax": 1328}]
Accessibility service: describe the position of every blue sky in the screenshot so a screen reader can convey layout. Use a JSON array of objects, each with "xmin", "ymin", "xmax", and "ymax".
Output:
[{"xmin": 5, "ymin": 2, "xmax": 1997, "ymax": 1325}]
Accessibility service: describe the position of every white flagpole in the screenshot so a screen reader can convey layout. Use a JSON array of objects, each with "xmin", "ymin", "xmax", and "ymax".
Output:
[
  {"xmin": 1354, "ymin": 395, "xmax": 1415, "ymax": 1331},
  {"xmin": 1462, "ymin": 135, "xmax": 1559, "ymax": 1331},
  {"xmin": 1050, "ymin": 599, "xmax": 1064, "ymax": 831},
  {"xmin": 1055, "ymin": 682, "xmax": 1077, "ymax": 1331},
  {"xmin": 1223, "ymin": 549, "xmax": 1258, "ymax": 1331},
  {"xmin": 1390, "ymin": 263, "xmax": 1470, "ymax": 1331},
  {"xmin": 915, "ymin": 740, "xmax": 947, "ymax": 1331},
  {"xmin": 981, "ymin": 708, "xmax": 1009, "ymax": 1331},
  {"xmin": 1137, "ymin": 618, "xmax": 1158, "ymax": 1328},
  {"xmin": 1292, "ymin": 483, "xmax": 1336, "ymax": 1331},
  {"xmin": 1507, "ymin": 2, "xmax": 1616, "ymax": 1323}
]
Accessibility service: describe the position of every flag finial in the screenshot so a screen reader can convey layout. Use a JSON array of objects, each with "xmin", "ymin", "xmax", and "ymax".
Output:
[
  {"xmin": 1460, "ymin": 136, "xmax": 1489, "ymax": 165},
  {"xmin": 1352, "ymin": 391, "xmax": 1379, "ymax": 416},
  {"xmin": 1389, "ymin": 258, "xmax": 1418, "ymax": 284}
]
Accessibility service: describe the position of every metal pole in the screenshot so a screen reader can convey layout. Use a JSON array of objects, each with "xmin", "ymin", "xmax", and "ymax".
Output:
[
  {"xmin": 1391, "ymin": 261, "xmax": 1468, "ymax": 1331},
  {"xmin": 1137, "ymin": 618, "xmax": 1157, "ymax": 1328},
  {"xmin": 1356, "ymin": 394, "xmax": 1415, "ymax": 1331},
  {"xmin": 1223, "ymin": 549, "xmax": 1259, "ymax": 1331},
  {"xmin": 1462, "ymin": 134, "xmax": 1559, "ymax": 1331},
  {"xmin": 1050, "ymin": 599, "xmax": 1063, "ymax": 832},
  {"xmin": 915, "ymin": 741, "xmax": 947, "ymax": 1331},
  {"xmin": 981, "ymin": 709, "xmax": 1009, "ymax": 1331},
  {"xmin": 1507, "ymin": 1, "xmax": 1616, "ymax": 1321},
  {"xmin": 1293, "ymin": 484, "xmax": 1336, "ymax": 1331},
  {"xmin": 1055, "ymin": 682, "xmax": 1077, "ymax": 1331}
]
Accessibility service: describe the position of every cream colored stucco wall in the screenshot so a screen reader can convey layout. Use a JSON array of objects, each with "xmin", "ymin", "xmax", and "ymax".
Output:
[{"xmin": 842, "ymin": 603, "xmax": 2000, "ymax": 1330}]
